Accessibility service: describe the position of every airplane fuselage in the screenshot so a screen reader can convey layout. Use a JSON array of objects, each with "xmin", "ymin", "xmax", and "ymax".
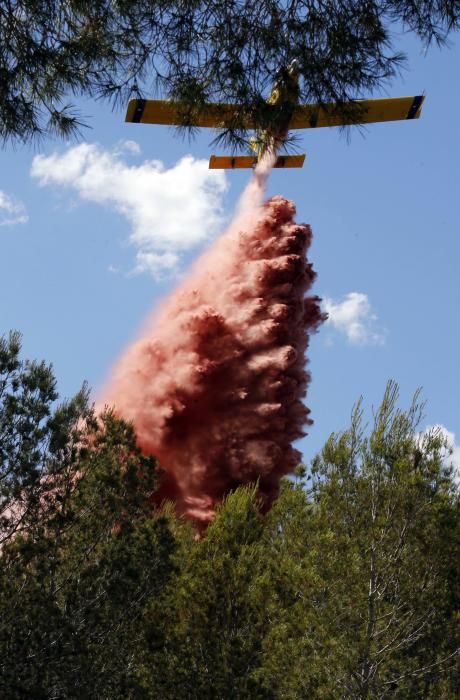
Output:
[{"xmin": 250, "ymin": 60, "xmax": 301, "ymax": 158}]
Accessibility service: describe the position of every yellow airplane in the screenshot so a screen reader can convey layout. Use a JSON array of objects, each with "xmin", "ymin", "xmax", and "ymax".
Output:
[{"xmin": 125, "ymin": 60, "xmax": 425, "ymax": 169}]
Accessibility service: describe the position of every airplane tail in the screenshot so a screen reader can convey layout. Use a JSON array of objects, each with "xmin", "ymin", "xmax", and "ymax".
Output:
[{"xmin": 209, "ymin": 154, "xmax": 306, "ymax": 169}]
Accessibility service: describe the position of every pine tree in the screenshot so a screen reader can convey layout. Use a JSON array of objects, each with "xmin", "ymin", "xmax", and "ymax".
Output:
[
  {"xmin": 0, "ymin": 330, "xmax": 90, "ymax": 547},
  {"xmin": 259, "ymin": 381, "xmax": 460, "ymax": 698},
  {"xmin": 1, "ymin": 2, "xmax": 459, "ymax": 146},
  {"xmin": 1, "ymin": 336, "xmax": 458, "ymax": 697},
  {"xmin": 0, "ymin": 334, "xmax": 177, "ymax": 699},
  {"xmin": 140, "ymin": 487, "xmax": 275, "ymax": 699}
]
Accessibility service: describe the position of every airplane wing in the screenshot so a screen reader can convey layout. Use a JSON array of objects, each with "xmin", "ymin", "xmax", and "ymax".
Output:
[
  {"xmin": 126, "ymin": 95, "xmax": 425, "ymax": 129},
  {"xmin": 289, "ymin": 95, "xmax": 425, "ymax": 129},
  {"xmin": 125, "ymin": 99, "xmax": 253, "ymax": 128},
  {"xmin": 209, "ymin": 154, "xmax": 306, "ymax": 169}
]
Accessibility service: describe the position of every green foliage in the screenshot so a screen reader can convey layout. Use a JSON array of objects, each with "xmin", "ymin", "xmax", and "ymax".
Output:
[
  {"xmin": 141, "ymin": 487, "xmax": 274, "ymax": 699},
  {"xmin": 258, "ymin": 381, "xmax": 460, "ymax": 698},
  {"xmin": 0, "ymin": 330, "xmax": 91, "ymax": 546},
  {"xmin": 139, "ymin": 382, "xmax": 459, "ymax": 699},
  {"xmin": 0, "ymin": 339, "xmax": 458, "ymax": 699},
  {"xmin": 0, "ymin": 334, "xmax": 176, "ymax": 699},
  {"xmin": 0, "ymin": 412, "xmax": 177, "ymax": 698},
  {"xmin": 1, "ymin": 1, "xmax": 459, "ymax": 146}
]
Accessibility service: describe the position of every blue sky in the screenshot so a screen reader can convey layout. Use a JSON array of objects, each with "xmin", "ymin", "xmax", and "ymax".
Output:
[{"xmin": 1, "ymin": 34, "xmax": 459, "ymax": 469}]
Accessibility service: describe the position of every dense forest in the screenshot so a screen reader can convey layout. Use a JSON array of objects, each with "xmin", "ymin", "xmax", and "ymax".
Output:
[{"xmin": 1, "ymin": 333, "xmax": 458, "ymax": 699}]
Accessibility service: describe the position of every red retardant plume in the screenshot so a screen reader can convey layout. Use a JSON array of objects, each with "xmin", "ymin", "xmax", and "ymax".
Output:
[{"xmin": 101, "ymin": 179, "xmax": 326, "ymax": 524}]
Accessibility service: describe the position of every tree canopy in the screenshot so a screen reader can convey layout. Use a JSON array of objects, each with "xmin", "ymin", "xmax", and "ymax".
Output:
[
  {"xmin": 1, "ymin": 1, "xmax": 459, "ymax": 147},
  {"xmin": 0, "ymin": 334, "xmax": 458, "ymax": 698},
  {"xmin": 0, "ymin": 333, "xmax": 176, "ymax": 698}
]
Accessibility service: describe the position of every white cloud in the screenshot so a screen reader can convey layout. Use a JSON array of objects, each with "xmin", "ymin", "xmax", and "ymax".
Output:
[
  {"xmin": 420, "ymin": 424, "xmax": 460, "ymax": 485},
  {"xmin": 30, "ymin": 143, "xmax": 228, "ymax": 276},
  {"xmin": 113, "ymin": 139, "xmax": 142, "ymax": 156},
  {"xmin": 134, "ymin": 250, "xmax": 180, "ymax": 277},
  {"xmin": 0, "ymin": 191, "xmax": 28, "ymax": 226},
  {"xmin": 323, "ymin": 292, "xmax": 385, "ymax": 346}
]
